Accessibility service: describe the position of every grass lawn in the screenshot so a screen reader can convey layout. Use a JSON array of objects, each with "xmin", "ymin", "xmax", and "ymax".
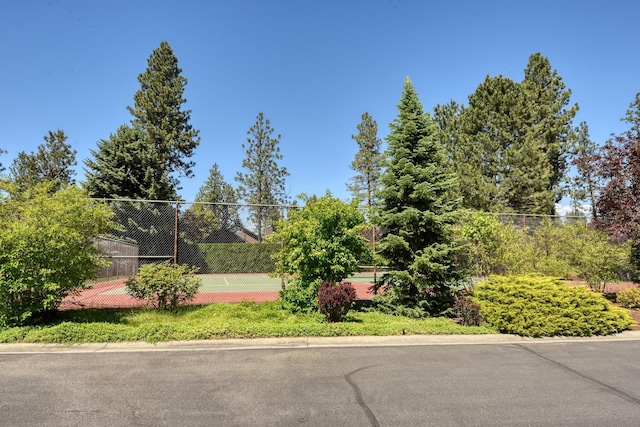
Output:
[{"xmin": 0, "ymin": 301, "xmax": 496, "ymax": 344}]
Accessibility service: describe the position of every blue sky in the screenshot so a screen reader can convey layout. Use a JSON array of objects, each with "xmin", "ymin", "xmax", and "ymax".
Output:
[{"xmin": 1, "ymin": 0, "xmax": 638, "ymax": 206}]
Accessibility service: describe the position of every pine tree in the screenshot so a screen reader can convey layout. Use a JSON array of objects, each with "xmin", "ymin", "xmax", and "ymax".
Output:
[
  {"xmin": 10, "ymin": 129, "xmax": 76, "ymax": 192},
  {"xmin": 127, "ymin": 41, "xmax": 200, "ymax": 187},
  {"xmin": 521, "ymin": 52, "xmax": 579, "ymax": 205},
  {"xmin": 376, "ymin": 78, "xmax": 462, "ymax": 313},
  {"xmin": 347, "ymin": 112, "xmax": 383, "ymax": 209},
  {"xmin": 181, "ymin": 164, "xmax": 239, "ymax": 243},
  {"xmin": 0, "ymin": 148, "xmax": 6, "ymax": 174},
  {"xmin": 235, "ymin": 112, "xmax": 289, "ymax": 241},
  {"xmin": 84, "ymin": 124, "xmax": 175, "ymax": 200},
  {"xmin": 436, "ymin": 53, "xmax": 577, "ymax": 215}
]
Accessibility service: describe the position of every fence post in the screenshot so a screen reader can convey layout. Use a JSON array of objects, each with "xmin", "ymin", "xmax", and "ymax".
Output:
[{"xmin": 174, "ymin": 201, "xmax": 180, "ymax": 264}]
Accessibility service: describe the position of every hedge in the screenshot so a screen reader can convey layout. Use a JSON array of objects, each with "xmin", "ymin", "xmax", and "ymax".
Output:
[{"xmin": 196, "ymin": 243, "xmax": 280, "ymax": 274}]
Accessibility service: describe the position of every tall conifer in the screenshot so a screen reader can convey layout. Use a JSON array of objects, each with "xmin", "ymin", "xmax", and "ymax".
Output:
[{"xmin": 376, "ymin": 78, "xmax": 462, "ymax": 312}]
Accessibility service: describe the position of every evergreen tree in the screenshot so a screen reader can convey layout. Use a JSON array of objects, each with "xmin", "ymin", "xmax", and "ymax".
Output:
[
  {"xmin": 10, "ymin": 129, "xmax": 76, "ymax": 192},
  {"xmin": 235, "ymin": 112, "xmax": 289, "ymax": 241},
  {"xmin": 127, "ymin": 41, "xmax": 200, "ymax": 189},
  {"xmin": 347, "ymin": 112, "xmax": 384, "ymax": 209},
  {"xmin": 0, "ymin": 147, "xmax": 6, "ymax": 173},
  {"xmin": 181, "ymin": 164, "xmax": 239, "ymax": 243},
  {"xmin": 376, "ymin": 78, "xmax": 462, "ymax": 314},
  {"xmin": 84, "ymin": 124, "xmax": 175, "ymax": 200},
  {"xmin": 436, "ymin": 53, "xmax": 577, "ymax": 215},
  {"xmin": 521, "ymin": 52, "xmax": 579, "ymax": 204}
]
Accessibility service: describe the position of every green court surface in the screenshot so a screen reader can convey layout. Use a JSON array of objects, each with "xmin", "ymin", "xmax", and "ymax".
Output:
[{"xmin": 101, "ymin": 272, "xmax": 379, "ymax": 294}]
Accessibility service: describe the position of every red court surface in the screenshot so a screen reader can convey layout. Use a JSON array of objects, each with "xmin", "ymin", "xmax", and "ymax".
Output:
[{"xmin": 60, "ymin": 278, "xmax": 376, "ymax": 310}]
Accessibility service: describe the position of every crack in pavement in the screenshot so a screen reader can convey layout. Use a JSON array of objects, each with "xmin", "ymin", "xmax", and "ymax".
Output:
[
  {"xmin": 344, "ymin": 366, "xmax": 380, "ymax": 427},
  {"xmin": 515, "ymin": 344, "xmax": 640, "ymax": 406}
]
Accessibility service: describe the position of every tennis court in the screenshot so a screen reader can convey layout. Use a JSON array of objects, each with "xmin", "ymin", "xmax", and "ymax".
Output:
[{"xmin": 101, "ymin": 272, "xmax": 381, "ymax": 294}]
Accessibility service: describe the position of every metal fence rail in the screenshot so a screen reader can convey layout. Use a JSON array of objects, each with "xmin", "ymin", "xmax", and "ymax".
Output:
[{"xmin": 71, "ymin": 200, "xmax": 593, "ymax": 310}]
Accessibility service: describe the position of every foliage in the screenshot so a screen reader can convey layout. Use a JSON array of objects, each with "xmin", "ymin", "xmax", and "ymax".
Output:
[
  {"xmin": 347, "ymin": 112, "xmax": 384, "ymax": 209},
  {"xmin": 0, "ymin": 184, "xmax": 114, "ymax": 326},
  {"xmin": 270, "ymin": 192, "xmax": 371, "ymax": 284},
  {"xmin": 563, "ymin": 223, "xmax": 631, "ymax": 291},
  {"xmin": 569, "ymin": 121, "xmax": 599, "ymax": 219},
  {"xmin": 616, "ymin": 287, "xmax": 640, "ymax": 309},
  {"xmin": 376, "ymin": 77, "xmax": 463, "ymax": 313},
  {"xmin": 84, "ymin": 124, "xmax": 175, "ymax": 200},
  {"xmin": 126, "ymin": 262, "xmax": 201, "ymax": 310},
  {"xmin": 435, "ymin": 53, "xmax": 577, "ymax": 214},
  {"xmin": 0, "ymin": 301, "xmax": 496, "ymax": 344},
  {"xmin": 279, "ymin": 279, "xmax": 322, "ymax": 314},
  {"xmin": 235, "ymin": 112, "xmax": 289, "ymax": 241},
  {"xmin": 108, "ymin": 200, "xmax": 177, "ymax": 259},
  {"xmin": 317, "ymin": 281, "xmax": 357, "ymax": 322},
  {"xmin": 453, "ymin": 292, "xmax": 482, "ymax": 327},
  {"xmin": 594, "ymin": 92, "xmax": 640, "ymax": 246},
  {"xmin": 127, "ymin": 41, "xmax": 200, "ymax": 193},
  {"xmin": 454, "ymin": 214, "xmax": 630, "ymax": 287},
  {"xmin": 196, "ymin": 243, "xmax": 279, "ymax": 274},
  {"xmin": 453, "ymin": 211, "xmax": 522, "ymax": 276},
  {"xmin": 471, "ymin": 275, "xmax": 633, "ymax": 337},
  {"xmin": 10, "ymin": 130, "xmax": 77, "ymax": 193},
  {"xmin": 0, "ymin": 147, "xmax": 6, "ymax": 173},
  {"xmin": 180, "ymin": 164, "xmax": 239, "ymax": 243}
]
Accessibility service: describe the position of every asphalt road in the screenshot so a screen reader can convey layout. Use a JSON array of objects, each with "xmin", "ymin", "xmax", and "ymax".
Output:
[{"xmin": 1, "ymin": 336, "xmax": 640, "ymax": 426}]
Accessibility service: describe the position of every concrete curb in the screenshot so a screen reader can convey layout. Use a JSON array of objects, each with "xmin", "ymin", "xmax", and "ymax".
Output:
[{"xmin": 1, "ymin": 330, "xmax": 640, "ymax": 354}]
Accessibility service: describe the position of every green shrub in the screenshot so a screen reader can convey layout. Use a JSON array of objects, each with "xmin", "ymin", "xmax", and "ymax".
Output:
[
  {"xmin": 0, "ymin": 184, "xmax": 114, "ymax": 326},
  {"xmin": 279, "ymin": 279, "xmax": 321, "ymax": 314},
  {"xmin": 269, "ymin": 193, "xmax": 372, "ymax": 312},
  {"xmin": 471, "ymin": 275, "xmax": 633, "ymax": 337},
  {"xmin": 617, "ymin": 287, "xmax": 640, "ymax": 309},
  {"xmin": 563, "ymin": 223, "xmax": 631, "ymax": 292},
  {"xmin": 454, "ymin": 211, "xmax": 522, "ymax": 276},
  {"xmin": 317, "ymin": 281, "xmax": 357, "ymax": 322},
  {"xmin": 126, "ymin": 262, "xmax": 202, "ymax": 310}
]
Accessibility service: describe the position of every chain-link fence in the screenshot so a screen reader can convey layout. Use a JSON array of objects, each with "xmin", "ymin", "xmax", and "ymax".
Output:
[
  {"xmin": 95, "ymin": 199, "xmax": 298, "ymax": 278},
  {"xmin": 73, "ymin": 202, "xmax": 594, "ymax": 309},
  {"xmin": 62, "ymin": 200, "xmax": 299, "ymax": 309},
  {"xmin": 494, "ymin": 212, "xmax": 589, "ymax": 230}
]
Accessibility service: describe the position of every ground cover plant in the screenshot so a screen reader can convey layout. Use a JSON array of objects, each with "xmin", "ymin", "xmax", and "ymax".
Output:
[
  {"xmin": 0, "ymin": 301, "xmax": 495, "ymax": 344},
  {"xmin": 471, "ymin": 275, "xmax": 633, "ymax": 337}
]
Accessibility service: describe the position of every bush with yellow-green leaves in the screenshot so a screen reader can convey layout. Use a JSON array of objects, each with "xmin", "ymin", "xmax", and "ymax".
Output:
[{"xmin": 471, "ymin": 275, "xmax": 633, "ymax": 337}]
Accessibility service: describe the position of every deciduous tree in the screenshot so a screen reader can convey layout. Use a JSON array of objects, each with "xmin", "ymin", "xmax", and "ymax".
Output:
[{"xmin": 595, "ymin": 93, "xmax": 640, "ymax": 241}]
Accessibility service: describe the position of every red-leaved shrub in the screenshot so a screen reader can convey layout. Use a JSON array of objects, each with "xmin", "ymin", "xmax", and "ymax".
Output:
[{"xmin": 317, "ymin": 281, "xmax": 357, "ymax": 322}]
